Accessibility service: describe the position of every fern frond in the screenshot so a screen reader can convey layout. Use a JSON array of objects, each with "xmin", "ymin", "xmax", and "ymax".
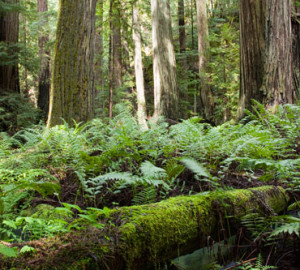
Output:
[
  {"xmin": 180, "ymin": 157, "xmax": 211, "ymax": 178},
  {"xmin": 270, "ymin": 222, "xmax": 300, "ymax": 237},
  {"xmin": 132, "ymin": 186, "xmax": 156, "ymax": 205},
  {"xmin": 140, "ymin": 161, "xmax": 167, "ymax": 179},
  {"xmin": 90, "ymin": 172, "xmax": 136, "ymax": 186}
]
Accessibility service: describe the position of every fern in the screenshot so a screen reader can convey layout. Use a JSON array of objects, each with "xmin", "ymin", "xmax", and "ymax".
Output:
[
  {"xmin": 180, "ymin": 157, "xmax": 211, "ymax": 178},
  {"xmin": 132, "ymin": 186, "xmax": 156, "ymax": 205},
  {"xmin": 270, "ymin": 215, "xmax": 300, "ymax": 237},
  {"xmin": 140, "ymin": 161, "xmax": 167, "ymax": 179},
  {"xmin": 270, "ymin": 221, "xmax": 300, "ymax": 237},
  {"xmin": 238, "ymin": 254, "xmax": 275, "ymax": 270}
]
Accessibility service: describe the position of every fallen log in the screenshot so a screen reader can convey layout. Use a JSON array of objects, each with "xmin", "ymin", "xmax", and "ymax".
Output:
[{"xmin": 1, "ymin": 186, "xmax": 289, "ymax": 270}]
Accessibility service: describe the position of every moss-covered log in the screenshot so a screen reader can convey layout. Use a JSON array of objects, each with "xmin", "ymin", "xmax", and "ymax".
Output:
[{"xmin": 1, "ymin": 186, "xmax": 289, "ymax": 269}]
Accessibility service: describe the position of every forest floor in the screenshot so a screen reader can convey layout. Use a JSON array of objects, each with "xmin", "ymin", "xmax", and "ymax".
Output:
[{"xmin": 0, "ymin": 103, "xmax": 300, "ymax": 269}]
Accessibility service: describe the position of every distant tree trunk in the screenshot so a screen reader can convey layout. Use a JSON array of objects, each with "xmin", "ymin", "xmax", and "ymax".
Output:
[
  {"xmin": 238, "ymin": 0, "xmax": 296, "ymax": 117},
  {"xmin": 21, "ymin": 12, "xmax": 29, "ymax": 97},
  {"xmin": 190, "ymin": 0, "xmax": 195, "ymax": 50},
  {"xmin": 151, "ymin": 0, "xmax": 179, "ymax": 120},
  {"xmin": 47, "ymin": 0, "xmax": 96, "ymax": 127},
  {"xmin": 121, "ymin": 2, "xmax": 131, "ymax": 78},
  {"xmin": 133, "ymin": 0, "xmax": 148, "ymax": 129},
  {"xmin": 196, "ymin": 0, "xmax": 214, "ymax": 122},
  {"xmin": 178, "ymin": 0, "xmax": 189, "ymax": 118},
  {"xmin": 94, "ymin": 0, "xmax": 104, "ymax": 104},
  {"xmin": 292, "ymin": 1, "xmax": 300, "ymax": 97},
  {"xmin": 108, "ymin": 0, "xmax": 122, "ymax": 118},
  {"xmin": 178, "ymin": 0, "xmax": 186, "ymax": 53},
  {"xmin": 0, "ymin": 0, "xmax": 20, "ymax": 94},
  {"xmin": 37, "ymin": 0, "xmax": 50, "ymax": 121},
  {"xmin": 108, "ymin": 0, "xmax": 113, "ymax": 118}
]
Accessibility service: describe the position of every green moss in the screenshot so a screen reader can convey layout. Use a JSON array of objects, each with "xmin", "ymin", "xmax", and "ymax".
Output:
[
  {"xmin": 21, "ymin": 204, "xmax": 72, "ymax": 221},
  {"xmin": 108, "ymin": 186, "xmax": 289, "ymax": 267},
  {"xmin": 4, "ymin": 186, "xmax": 289, "ymax": 270}
]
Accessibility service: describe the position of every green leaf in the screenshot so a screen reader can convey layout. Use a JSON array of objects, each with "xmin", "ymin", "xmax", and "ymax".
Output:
[
  {"xmin": 180, "ymin": 158, "xmax": 211, "ymax": 178},
  {"xmin": 2, "ymin": 220, "xmax": 17, "ymax": 229},
  {"xmin": 62, "ymin": 203, "xmax": 84, "ymax": 213},
  {"xmin": 20, "ymin": 245, "xmax": 36, "ymax": 254},
  {"xmin": 0, "ymin": 244, "xmax": 18, "ymax": 258},
  {"xmin": 140, "ymin": 161, "xmax": 167, "ymax": 179}
]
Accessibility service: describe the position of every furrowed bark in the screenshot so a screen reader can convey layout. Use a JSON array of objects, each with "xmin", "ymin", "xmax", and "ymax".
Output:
[
  {"xmin": 133, "ymin": 0, "xmax": 148, "ymax": 130},
  {"xmin": 47, "ymin": 0, "xmax": 96, "ymax": 127},
  {"xmin": 0, "ymin": 0, "xmax": 20, "ymax": 94},
  {"xmin": 151, "ymin": 0, "xmax": 179, "ymax": 121},
  {"xmin": 196, "ymin": 0, "xmax": 214, "ymax": 122},
  {"xmin": 238, "ymin": 0, "xmax": 297, "ymax": 117},
  {"xmin": 37, "ymin": 0, "xmax": 51, "ymax": 121}
]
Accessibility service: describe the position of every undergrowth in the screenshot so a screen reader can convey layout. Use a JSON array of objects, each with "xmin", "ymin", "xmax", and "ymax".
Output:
[{"xmin": 0, "ymin": 102, "xmax": 299, "ymax": 261}]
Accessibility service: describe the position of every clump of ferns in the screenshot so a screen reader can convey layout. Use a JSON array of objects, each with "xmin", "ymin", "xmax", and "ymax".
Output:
[
  {"xmin": 83, "ymin": 157, "xmax": 218, "ymax": 207},
  {"xmin": 241, "ymin": 202, "xmax": 300, "ymax": 266}
]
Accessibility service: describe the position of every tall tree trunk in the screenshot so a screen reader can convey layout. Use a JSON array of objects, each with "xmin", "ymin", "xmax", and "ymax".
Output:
[
  {"xmin": 108, "ymin": 0, "xmax": 113, "ymax": 118},
  {"xmin": 37, "ymin": 0, "xmax": 50, "ymax": 121},
  {"xmin": 133, "ymin": 0, "xmax": 148, "ymax": 129},
  {"xmin": 151, "ymin": 0, "xmax": 179, "ymax": 120},
  {"xmin": 21, "ymin": 11, "xmax": 29, "ymax": 98},
  {"xmin": 238, "ymin": 0, "xmax": 296, "ymax": 117},
  {"xmin": 292, "ymin": 1, "xmax": 300, "ymax": 98},
  {"xmin": 191, "ymin": 0, "xmax": 195, "ymax": 50},
  {"xmin": 47, "ymin": 0, "xmax": 96, "ymax": 127},
  {"xmin": 178, "ymin": 0, "xmax": 189, "ymax": 118},
  {"xmin": 0, "ymin": 0, "xmax": 20, "ymax": 94},
  {"xmin": 196, "ymin": 0, "xmax": 214, "ymax": 122},
  {"xmin": 178, "ymin": 0, "xmax": 186, "ymax": 53},
  {"xmin": 94, "ymin": 0, "xmax": 104, "ymax": 109},
  {"xmin": 108, "ymin": 0, "xmax": 122, "ymax": 118},
  {"xmin": 262, "ymin": 1, "xmax": 294, "ymax": 108}
]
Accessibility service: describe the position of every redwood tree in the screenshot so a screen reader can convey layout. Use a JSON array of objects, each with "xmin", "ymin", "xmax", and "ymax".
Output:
[
  {"xmin": 196, "ymin": 0, "xmax": 214, "ymax": 122},
  {"xmin": 47, "ymin": 0, "xmax": 96, "ymax": 127},
  {"xmin": 37, "ymin": 0, "xmax": 50, "ymax": 120},
  {"xmin": 178, "ymin": 0, "xmax": 186, "ymax": 53},
  {"xmin": 151, "ymin": 0, "xmax": 179, "ymax": 120},
  {"xmin": 238, "ymin": 0, "xmax": 297, "ymax": 117},
  {"xmin": 292, "ymin": 0, "xmax": 300, "ymax": 97},
  {"xmin": 108, "ymin": 0, "xmax": 122, "ymax": 118},
  {"xmin": 133, "ymin": 0, "xmax": 148, "ymax": 129},
  {"xmin": 0, "ymin": 0, "xmax": 20, "ymax": 94}
]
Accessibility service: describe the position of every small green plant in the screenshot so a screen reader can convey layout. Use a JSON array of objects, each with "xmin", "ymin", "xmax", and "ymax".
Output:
[{"xmin": 238, "ymin": 254, "xmax": 275, "ymax": 270}]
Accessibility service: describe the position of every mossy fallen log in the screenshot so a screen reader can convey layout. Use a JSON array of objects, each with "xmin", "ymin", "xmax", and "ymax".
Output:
[{"xmin": 1, "ymin": 186, "xmax": 289, "ymax": 270}]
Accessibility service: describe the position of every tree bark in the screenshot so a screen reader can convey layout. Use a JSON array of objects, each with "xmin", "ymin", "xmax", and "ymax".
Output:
[
  {"xmin": 133, "ymin": 0, "xmax": 148, "ymax": 130},
  {"xmin": 108, "ymin": 0, "xmax": 122, "ymax": 118},
  {"xmin": 151, "ymin": 0, "xmax": 179, "ymax": 120},
  {"xmin": 178, "ymin": 0, "xmax": 186, "ymax": 53},
  {"xmin": 292, "ymin": 1, "xmax": 300, "ymax": 98},
  {"xmin": 3, "ymin": 186, "xmax": 289, "ymax": 270},
  {"xmin": 238, "ymin": 0, "xmax": 297, "ymax": 117},
  {"xmin": 37, "ymin": 0, "xmax": 50, "ymax": 121},
  {"xmin": 94, "ymin": 0, "xmax": 104, "ymax": 110},
  {"xmin": 0, "ymin": 0, "xmax": 20, "ymax": 94},
  {"xmin": 196, "ymin": 0, "xmax": 214, "ymax": 122},
  {"xmin": 47, "ymin": 0, "xmax": 96, "ymax": 127}
]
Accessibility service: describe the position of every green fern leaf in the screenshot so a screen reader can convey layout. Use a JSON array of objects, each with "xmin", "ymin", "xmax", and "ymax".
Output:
[
  {"xmin": 180, "ymin": 158, "xmax": 211, "ymax": 178},
  {"xmin": 140, "ymin": 161, "xmax": 167, "ymax": 179}
]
